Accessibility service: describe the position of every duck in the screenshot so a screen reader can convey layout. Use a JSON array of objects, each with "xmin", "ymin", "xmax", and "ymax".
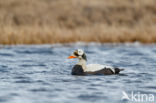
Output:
[{"xmin": 68, "ymin": 49, "xmax": 124, "ymax": 75}]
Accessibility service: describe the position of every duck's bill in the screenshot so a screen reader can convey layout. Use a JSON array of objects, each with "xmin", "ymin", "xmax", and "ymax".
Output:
[{"xmin": 68, "ymin": 56, "xmax": 77, "ymax": 59}]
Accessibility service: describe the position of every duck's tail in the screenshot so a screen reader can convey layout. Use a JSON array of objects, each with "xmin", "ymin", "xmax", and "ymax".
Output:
[{"xmin": 115, "ymin": 68, "xmax": 124, "ymax": 74}]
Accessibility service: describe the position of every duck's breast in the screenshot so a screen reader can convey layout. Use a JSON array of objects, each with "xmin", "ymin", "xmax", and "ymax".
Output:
[{"xmin": 71, "ymin": 65, "xmax": 84, "ymax": 75}]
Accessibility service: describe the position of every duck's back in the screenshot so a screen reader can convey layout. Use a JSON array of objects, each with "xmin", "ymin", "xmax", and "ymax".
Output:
[
  {"xmin": 85, "ymin": 64, "xmax": 123, "ymax": 75},
  {"xmin": 85, "ymin": 64, "xmax": 113, "ymax": 72}
]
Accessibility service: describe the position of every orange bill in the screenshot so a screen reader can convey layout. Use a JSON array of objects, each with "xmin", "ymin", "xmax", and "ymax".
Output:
[{"xmin": 68, "ymin": 56, "xmax": 76, "ymax": 59}]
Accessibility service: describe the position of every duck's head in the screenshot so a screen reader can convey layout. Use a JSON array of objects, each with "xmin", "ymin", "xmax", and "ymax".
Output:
[{"xmin": 68, "ymin": 49, "xmax": 87, "ymax": 61}]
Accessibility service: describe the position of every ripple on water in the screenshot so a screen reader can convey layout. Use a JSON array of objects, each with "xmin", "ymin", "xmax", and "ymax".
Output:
[
  {"xmin": 78, "ymin": 94, "xmax": 107, "ymax": 102},
  {"xmin": 0, "ymin": 97, "xmax": 8, "ymax": 102},
  {"xmin": 0, "ymin": 53, "xmax": 14, "ymax": 57},
  {"xmin": 14, "ymin": 48, "xmax": 53, "ymax": 55},
  {"xmin": 19, "ymin": 64, "xmax": 46, "ymax": 67},
  {"xmin": 30, "ymin": 88, "xmax": 50, "ymax": 92},
  {"xmin": 15, "ymin": 80, "xmax": 34, "ymax": 84}
]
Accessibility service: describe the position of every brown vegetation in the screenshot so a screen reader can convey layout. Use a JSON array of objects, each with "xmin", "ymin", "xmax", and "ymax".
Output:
[{"xmin": 0, "ymin": 0, "xmax": 156, "ymax": 44}]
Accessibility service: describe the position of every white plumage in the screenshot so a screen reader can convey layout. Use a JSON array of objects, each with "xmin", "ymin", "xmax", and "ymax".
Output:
[{"xmin": 85, "ymin": 64, "xmax": 115, "ymax": 73}]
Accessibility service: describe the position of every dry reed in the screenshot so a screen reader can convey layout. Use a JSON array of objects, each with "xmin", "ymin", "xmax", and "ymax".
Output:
[{"xmin": 0, "ymin": 0, "xmax": 156, "ymax": 44}]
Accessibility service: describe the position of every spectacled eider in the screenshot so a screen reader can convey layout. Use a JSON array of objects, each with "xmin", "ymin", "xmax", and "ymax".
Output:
[{"xmin": 68, "ymin": 49, "xmax": 124, "ymax": 75}]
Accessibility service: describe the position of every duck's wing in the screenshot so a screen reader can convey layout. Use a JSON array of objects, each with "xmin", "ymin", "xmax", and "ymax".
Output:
[
  {"xmin": 85, "ymin": 64, "xmax": 105, "ymax": 72},
  {"xmin": 85, "ymin": 64, "xmax": 124, "ymax": 74}
]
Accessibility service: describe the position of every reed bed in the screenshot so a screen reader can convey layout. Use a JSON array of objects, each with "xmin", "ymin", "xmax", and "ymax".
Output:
[{"xmin": 0, "ymin": 0, "xmax": 156, "ymax": 44}]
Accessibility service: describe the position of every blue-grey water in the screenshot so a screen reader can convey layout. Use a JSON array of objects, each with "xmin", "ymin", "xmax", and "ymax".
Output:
[{"xmin": 0, "ymin": 43, "xmax": 156, "ymax": 103}]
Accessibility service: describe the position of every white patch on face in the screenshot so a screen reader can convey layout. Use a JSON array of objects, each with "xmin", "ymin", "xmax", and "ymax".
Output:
[{"xmin": 77, "ymin": 49, "xmax": 84, "ymax": 56}]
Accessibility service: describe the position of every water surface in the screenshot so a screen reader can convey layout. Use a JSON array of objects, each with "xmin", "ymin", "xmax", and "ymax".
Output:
[{"xmin": 0, "ymin": 43, "xmax": 156, "ymax": 103}]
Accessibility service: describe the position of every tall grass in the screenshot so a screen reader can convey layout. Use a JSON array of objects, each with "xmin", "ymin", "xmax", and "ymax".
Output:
[{"xmin": 0, "ymin": 0, "xmax": 156, "ymax": 44}]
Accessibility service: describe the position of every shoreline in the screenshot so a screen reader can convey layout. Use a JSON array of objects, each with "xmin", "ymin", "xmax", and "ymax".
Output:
[{"xmin": 0, "ymin": 42, "xmax": 156, "ymax": 47}]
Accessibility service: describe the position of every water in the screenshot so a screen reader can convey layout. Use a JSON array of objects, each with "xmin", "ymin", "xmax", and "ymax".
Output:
[{"xmin": 0, "ymin": 43, "xmax": 156, "ymax": 103}]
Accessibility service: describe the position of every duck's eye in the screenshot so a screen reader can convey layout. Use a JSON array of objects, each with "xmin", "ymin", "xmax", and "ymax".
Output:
[{"xmin": 78, "ymin": 50, "xmax": 83, "ymax": 56}]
